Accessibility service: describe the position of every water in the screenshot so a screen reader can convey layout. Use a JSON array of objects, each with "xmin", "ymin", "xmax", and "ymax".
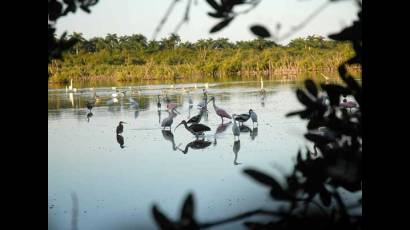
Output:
[{"xmin": 48, "ymin": 80, "xmax": 315, "ymax": 229}]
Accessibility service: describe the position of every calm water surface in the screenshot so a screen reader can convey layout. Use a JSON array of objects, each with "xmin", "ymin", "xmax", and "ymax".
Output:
[{"xmin": 48, "ymin": 80, "xmax": 340, "ymax": 229}]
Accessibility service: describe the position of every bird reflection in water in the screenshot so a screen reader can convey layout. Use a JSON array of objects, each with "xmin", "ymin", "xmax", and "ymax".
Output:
[
  {"xmin": 86, "ymin": 112, "xmax": 93, "ymax": 122},
  {"xmin": 239, "ymin": 124, "xmax": 252, "ymax": 133},
  {"xmin": 213, "ymin": 122, "xmax": 232, "ymax": 146},
  {"xmin": 233, "ymin": 140, "xmax": 241, "ymax": 165},
  {"xmin": 187, "ymin": 104, "xmax": 193, "ymax": 119},
  {"xmin": 250, "ymin": 127, "xmax": 258, "ymax": 140},
  {"xmin": 116, "ymin": 134, "xmax": 124, "ymax": 148},
  {"xmin": 177, "ymin": 139, "xmax": 212, "ymax": 154},
  {"xmin": 261, "ymin": 93, "xmax": 266, "ymax": 107},
  {"xmin": 158, "ymin": 110, "xmax": 162, "ymax": 124},
  {"xmin": 161, "ymin": 130, "xmax": 177, "ymax": 151},
  {"xmin": 134, "ymin": 110, "xmax": 139, "ymax": 119}
]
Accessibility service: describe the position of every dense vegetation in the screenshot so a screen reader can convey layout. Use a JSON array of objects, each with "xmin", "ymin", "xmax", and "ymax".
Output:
[{"xmin": 48, "ymin": 33, "xmax": 358, "ymax": 83}]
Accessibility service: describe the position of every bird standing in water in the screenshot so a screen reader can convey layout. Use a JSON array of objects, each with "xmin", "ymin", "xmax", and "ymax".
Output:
[
  {"xmin": 157, "ymin": 95, "xmax": 161, "ymax": 110},
  {"xmin": 161, "ymin": 108, "xmax": 178, "ymax": 130},
  {"xmin": 187, "ymin": 107, "xmax": 207, "ymax": 125},
  {"xmin": 234, "ymin": 113, "xmax": 250, "ymax": 126},
  {"xmin": 86, "ymin": 101, "xmax": 94, "ymax": 112},
  {"xmin": 116, "ymin": 121, "xmax": 127, "ymax": 135},
  {"xmin": 249, "ymin": 109, "xmax": 258, "ymax": 126},
  {"xmin": 232, "ymin": 114, "xmax": 240, "ymax": 140},
  {"xmin": 175, "ymin": 120, "xmax": 211, "ymax": 139},
  {"xmin": 208, "ymin": 96, "xmax": 232, "ymax": 123}
]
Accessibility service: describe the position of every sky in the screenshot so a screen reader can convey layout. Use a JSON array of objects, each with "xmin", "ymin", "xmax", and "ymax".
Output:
[{"xmin": 55, "ymin": 0, "xmax": 359, "ymax": 45}]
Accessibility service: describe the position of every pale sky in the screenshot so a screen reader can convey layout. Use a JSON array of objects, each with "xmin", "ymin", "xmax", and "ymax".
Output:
[{"xmin": 55, "ymin": 0, "xmax": 359, "ymax": 45}]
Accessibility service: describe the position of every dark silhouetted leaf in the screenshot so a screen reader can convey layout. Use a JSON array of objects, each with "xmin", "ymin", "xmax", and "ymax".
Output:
[
  {"xmin": 208, "ymin": 12, "xmax": 225, "ymax": 18},
  {"xmin": 319, "ymin": 189, "xmax": 331, "ymax": 206},
  {"xmin": 210, "ymin": 17, "xmax": 234, "ymax": 33},
  {"xmin": 180, "ymin": 193, "xmax": 194, "ymax": 220},
  {"xmin": 48, "ymin": 0, "xmax": 63, "ymax": 21},
  {"xmin": 296, "ymin": 89, "xmax": 316, "ymax": 107},
  {"xmin": 250, "ymin": 25, "xmax": 271, "ymax": 38},
  {"xmin": 80, "ymin": 5, "xmax": 91, "ymax": 13},
  {"xmin": 305, "ymin": 79, "xmax": 318, "ymax": 97},
  {"xmin": 305, "ymin": 133, "xmax": 329, "ymax": 145},
  {"xmin": 206, "ymin": 0, "xmax": 220, "ymax": 11},
  {"xmin": 152, "ymin": 205, "xmax": 175, "ymax": 230},
  {"xmin": 244, "ymin": 169, "xmax": 285, "ymax": 199}
]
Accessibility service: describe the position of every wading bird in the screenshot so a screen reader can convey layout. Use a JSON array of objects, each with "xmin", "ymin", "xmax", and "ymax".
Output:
[
  {"xmin": 234, "ymin": 113, "xmax": 250, "ymax": 125},
  {"xmin": 175, "ymin": 120, "xmax": 211, "ymax": 139},
  {"xmin": 208, "ymin": 96, "xmax": 232, "ymax": 123},
  {"xmin": 177, "ymin": 140, "xmax": 212, "ymax": 154},
  {"xmin": 157, "ymin": 95, "xmax": 161, "ymax": 110},
  {"xmin": 161, "ymin": 108, "xmax": 178, "ymax": 130},
  {"xmin": 116, "ymin": 121, "xmax": 127, "ymax": 135},
  {"xmin": 197, "ymin": 89, "xmax": 208, "ymax": 109},
  {"xmin": 260, "ymin": 77, "xmax": 266, "ymax": 94},
  {"xmin": 187, "ymin": 107, "xmax": 207, "ymax": 124},
  {"xmin": 86, "ymin": 101, "xmax": 94, "ymax": 111},
  {"xmin": 232, "ymin": 114, "xmax": 240, "ymax": 140},
  {"xmin": 249, "ymin": 109, "xmax": 258, "ymax": 126}
]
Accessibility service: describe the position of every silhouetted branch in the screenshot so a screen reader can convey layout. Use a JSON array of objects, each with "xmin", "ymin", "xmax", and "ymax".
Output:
[
  {"xmin": 275, "ymin": 1, "xmax": 330, "ymax": 42},
  {"xmin": 174, "ymin": 0, "xmax": 192, "ymax": 33},
  {"xmin": 153, "ymin": 0, "xmax": 181, "ymax": 40},
  {"xmin": 199, "ymin": 209, "xmax": 283, "ymax": 229}
]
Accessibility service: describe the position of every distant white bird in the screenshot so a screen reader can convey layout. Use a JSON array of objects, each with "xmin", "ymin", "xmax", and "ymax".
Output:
[
  {"xmin": 68, "ymin": 79, "xmax": 73, "ymax": 91},
  {"xmin": 106, "ymin": 98, "xmax": 118, "ymax": 105},
  {"xmin": 204, "ymin": 82, "xmax": 209, "ymax": 90},
  {"xmin": 129, "ymin": 97, "xmax": 139, "ymax": 109}
]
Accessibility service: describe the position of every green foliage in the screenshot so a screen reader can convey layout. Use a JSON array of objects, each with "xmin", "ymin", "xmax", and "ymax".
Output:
[{"xmin": 48, "ymin": 34, "xmax": 357, "ymax": 83}]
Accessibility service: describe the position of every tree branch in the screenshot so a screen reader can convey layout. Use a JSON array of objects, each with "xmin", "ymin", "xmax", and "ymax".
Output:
[{"xmin": 199, "ymin": 209, "xmax": 284, "ymax": 229}]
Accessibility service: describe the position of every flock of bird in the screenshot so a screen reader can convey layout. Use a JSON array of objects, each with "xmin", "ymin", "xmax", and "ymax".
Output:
[{"xmin": 68, "ymin": 77, "xmax": 358, "ymax": 158}]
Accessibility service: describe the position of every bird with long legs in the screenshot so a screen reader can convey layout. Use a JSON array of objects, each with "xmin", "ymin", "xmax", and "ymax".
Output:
[
  {"xmin": 116, "ymin": 121, "xmax": 127, "ymax": 135},
  {"xmin": 161, "ymin": 108, "xmax": 178, "ymax": 130},
  {"xmin": 187, "ymin": 107, "xmax": 207, "ymax": 125},
  {"xmin": 174, "ymin": 120, "xmax": 211, "ymax": 139},
  {"xmin": 208, "ymin": 96, "xmax": 232, "ymax": 123},
  {"xmin": 232, "ymin": 114, "xmax": 240, "ymax": 140},
  {"xmin": 249, "ymin": 109, "xmax": 258, "ymax": 126}
]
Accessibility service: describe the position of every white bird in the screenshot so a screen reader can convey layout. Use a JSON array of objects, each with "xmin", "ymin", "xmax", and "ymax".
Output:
[
  {"xmin": 65, "ymin": 86, "xmax": 68, "ymax": 93},
  {"xmin": 232, "ymin": 114, "xmax": 240, "ymax": 140},
  {"xmin": 68, "ymin": 79, "xmax": 73, "ymax": 91},
  {"xmin": 106, "ymin": 98, "xmax": 118, "ymax": 105},
  {"xmin": 129, "ymin": 97, "xmax": 139, "ymax": 109},
  {"xmin": 205, "ymin": 83, "xmax": 209, "ymax": 90},
  {"xmin": 112, "ymin": 87, "xmax": 116, "ymax": 91}
]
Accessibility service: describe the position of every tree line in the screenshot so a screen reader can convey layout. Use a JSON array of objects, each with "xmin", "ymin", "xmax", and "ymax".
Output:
[{"xmin": 48, "ymin": 33, "xmax": 358, "ymax": 83}]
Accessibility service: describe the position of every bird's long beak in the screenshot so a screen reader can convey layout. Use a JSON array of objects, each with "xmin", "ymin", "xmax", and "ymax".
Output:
[{"xmin": 174, "ymin": 122, "xmax": 182, "ymax": 132}]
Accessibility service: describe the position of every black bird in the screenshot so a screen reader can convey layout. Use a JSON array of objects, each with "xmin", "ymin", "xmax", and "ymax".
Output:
[
  {"xmin": 177, "ymin": 140, "xmax": 212, "ymax": 154},
  {"xmin": 116, "ymin": 121, "xmax": 127, "ymax": 135},
  {"xmin": 86, "ymin": 101, "xmax": 94, "ymax": 111},
  {"xmin": 187, "ymin": 107, "xmax": 207, "ymax": 124},
  {"xmin": 175, "ymin": 120, "xmax": 211, "ymax": 138},
  {"xmin": 116, "ymin": 134, "xmax": 124, "ymax": 148},
  {"xmin": 234, "ymin": 112, "xmax": 250, "ymax": 125}
]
